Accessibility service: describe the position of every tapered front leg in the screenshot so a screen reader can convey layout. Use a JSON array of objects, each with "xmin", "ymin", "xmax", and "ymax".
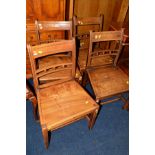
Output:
[
  {"xmin": 88, "ymin": 109, "xmax": 98, "ymax": 129},
  {"xmin": 122, "ymin": 100, "xmax": 129, "ymax": 110},
  {"xmin": 121, "ymin": 96, "xmax": 129, "ymax": 111},
  {"xmin": 29, "ymin": 96, "xmax": 38, "ymax": 120},
  {"xmin": 42, "ymin": 125, "xmax": 49, "ymax": 149}
]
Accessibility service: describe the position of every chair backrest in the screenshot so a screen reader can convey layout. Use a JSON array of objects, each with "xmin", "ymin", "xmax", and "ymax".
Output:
[
  {"xmin": 27, "ymin": 39, "xmax": 76, "ymax": 89},
  {"xmin": 73, "ymin": 14, "xmax": 104, "ymax": 49},
  {"xmin": 87, "ymin": 29, "xmax": 124, "ymax": 68},
  {"xmin": 26, "ymin": 23, "xmax": 39, "ymax": 45},
  {"xmin": 35, "ymin": 20, "xmax": 72, "ymax": 44}
]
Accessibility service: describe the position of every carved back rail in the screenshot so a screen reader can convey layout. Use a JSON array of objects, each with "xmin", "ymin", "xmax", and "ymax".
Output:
[
  {"xmin": 35, "ymin": 21, "xmax": 72, "ymax": 44},
  {"xmin": 27, "ymin": 39, "xmax": 76, "ymax": 89},
  {"xmin": 87, "ymin": 29, "xmax": 124, "ymax": 68}
]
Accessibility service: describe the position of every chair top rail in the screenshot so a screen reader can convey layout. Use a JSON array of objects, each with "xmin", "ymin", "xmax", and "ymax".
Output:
[
  {"xmin": 90, "ymin": 30, "xmax": 124, "ymax": 42},
  {"xmin": 27, "ymin": 39, "xmax": 75, "ymax": 59},
  {"xmin": 36, "ymin": 21, "xmax": 72, "ymax": 31},
  {"xmin": 73, "ymin": 15, "xmax": 103, "ymax": 26}
]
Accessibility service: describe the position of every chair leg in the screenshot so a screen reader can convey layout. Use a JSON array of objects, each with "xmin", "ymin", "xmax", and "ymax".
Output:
[
  {"xmin": 82, "ymin": 71, "xmax": 88, "ymax": 87},
  {"xmin": 122, "ymin": 100, "xmax": 129, "ymax": 110},
  {"xmin": 29, "ymin": 96, "xmax": 38, "ymax": 120},
  {"xmin": 88, "ymin": 109, "xmax": 98, "ymax": 130},
  {"xmin": 42, "ymin": 125, "xmax": 49, "ymax": 149},
  {"xmin": 120, "ymin": 95, "xmax": 129, "ymax": 111}
]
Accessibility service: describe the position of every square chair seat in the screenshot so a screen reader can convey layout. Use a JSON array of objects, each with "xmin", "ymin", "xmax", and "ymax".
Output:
[
  {"xmin": 37, "ymin": 80, "xmax": 99, "ymax": 130},
  {"xmin": 87, "ymin": 66, "xmax": 129, "ymax": 100}
]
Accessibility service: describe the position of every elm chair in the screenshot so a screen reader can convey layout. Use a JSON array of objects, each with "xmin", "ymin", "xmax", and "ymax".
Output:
[
  {"xmin": 73, "ymin": 14, "xmax": 113, "ymax": 81},
  {"xmin": 27, "ymin": 39, "xmax": 99, "ymax": 148},
  {"xmin": 35, "ymin": 20, "xmax": 82, "ymax": 83},
  {"xmin": 86, "ymin": 29, "xmax": 129, "ymax": 107}
]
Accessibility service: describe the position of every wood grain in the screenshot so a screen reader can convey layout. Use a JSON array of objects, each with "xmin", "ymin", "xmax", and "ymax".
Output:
[
  {"xmin": 87, "ymin": 67, "xmax": 129, "ymax": 100},
  {"xmin": 74, "ymin": 0, "xmax": 116, "ymax": 30},
  {"xmin": 26, "ymin": 0, "xmax": 66, "ymax": 23}
]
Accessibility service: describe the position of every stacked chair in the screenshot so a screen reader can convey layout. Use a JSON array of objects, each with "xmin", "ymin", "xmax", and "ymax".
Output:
[
  {"xmin": 26, "ymin": 16, "xmax": 129, "ymax": 148},
  {"xmin": 73, "ymin": 14, "xmax": 113, "ymax": 85},
  {"xmin": 35, "ymin": 20, "xmax": 82, "ymax": 83}
]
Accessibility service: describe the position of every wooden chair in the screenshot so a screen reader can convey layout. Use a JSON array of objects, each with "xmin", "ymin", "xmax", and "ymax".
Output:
[
  {"xmin": 27, "ymin": 39, "xmax": 99, "ymax": 148},
  {"xmin": 73, "ymin": 14, "xmax": 113, "ymax": 78},
  {"xmin": 86, "ymin": 29, "xmax": 129, "ymax": 108},
  {"xmin": 35, "ymin": 20, "xmax": 82, "ymax": 83}
]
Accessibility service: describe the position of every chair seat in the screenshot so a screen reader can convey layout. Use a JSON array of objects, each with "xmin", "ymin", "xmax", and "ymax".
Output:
[
  {"xmin": 38, "ymin": 80, "xmax": 98, "ymax": 130},
  {"xmin": 87, "ymin": 66, "xmax": 129, "ymax": 100},
  {"xmin": 78, "ymin": 48, "xmax": 113, "ymax": 71}
]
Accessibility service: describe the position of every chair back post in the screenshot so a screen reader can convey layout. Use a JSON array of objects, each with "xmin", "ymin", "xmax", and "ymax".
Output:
[
  {"xmin": 68, "ymin": 20, "xmax": 73, "ymax": 39},
  {"xmin": 72, "ymin": 38, "xmax": 76, "ymax": 77},
  {"xmin": 113, "ymin": 28, "xmax": 124, "ymax": 66},
  {"xmin": 73, "ymin": 15, "xmax": 77, "ymax": 37},
  {"xmin": 27, "ymin": 44, "xmax": 39, "ymax": 90},
  {"xmin": 35, "ymin": 20, "xmax": 41, "ymax": 44},
  {"xmin": 99, "ymin": 14, "xmax": 104, "ymax": 31},
  {"xmin": 87, "ymin": 30, "xmax": 93, "ymax": 67}
]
